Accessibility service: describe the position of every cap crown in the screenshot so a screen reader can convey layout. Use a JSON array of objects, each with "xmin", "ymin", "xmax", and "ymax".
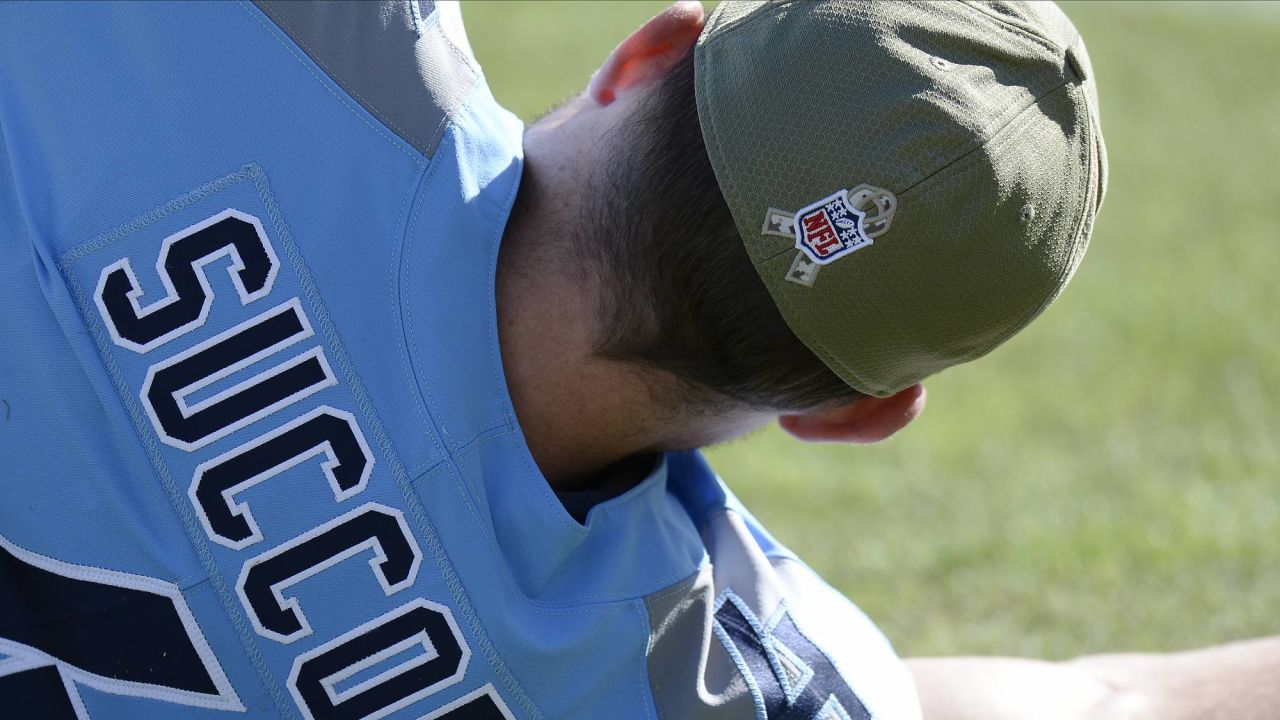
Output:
[{"xmin": 694, "ymin": 0, "xmax": 1107, "ymax": 397}]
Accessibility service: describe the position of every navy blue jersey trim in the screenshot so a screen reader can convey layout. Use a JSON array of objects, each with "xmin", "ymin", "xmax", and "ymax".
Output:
[
  {"xmin": 0, "ymin": 542, "xmax": 217, "ymax": 696},
  {"xmin": 0, "ymin": 665, "xmax": 79, "ymax": 720}
]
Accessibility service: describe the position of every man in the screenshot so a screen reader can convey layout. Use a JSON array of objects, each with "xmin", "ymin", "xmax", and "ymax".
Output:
[{"xmin": 0, "ymin": 1, "xmax": 1275, "ymax": 719}]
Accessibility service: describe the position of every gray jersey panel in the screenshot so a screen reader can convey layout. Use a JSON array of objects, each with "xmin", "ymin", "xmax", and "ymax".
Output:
[
  {"xmin": 645, "ymin": 565, "xmax": 757, "ymax": 719},
  {"xmin": 254, "ymin": 0, "xmax": 479, "ymax": 158}
]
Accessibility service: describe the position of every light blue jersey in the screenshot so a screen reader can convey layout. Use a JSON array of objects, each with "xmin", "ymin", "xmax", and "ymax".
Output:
[{"xmin": 0, "ymin": 3, "xmax": 920, "ymax": 719}]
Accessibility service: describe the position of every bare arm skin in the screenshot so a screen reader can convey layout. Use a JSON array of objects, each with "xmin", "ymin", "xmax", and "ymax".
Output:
[{"xmin": 909, "ymin": 637, "xmax": 1280, "ymax": 720}]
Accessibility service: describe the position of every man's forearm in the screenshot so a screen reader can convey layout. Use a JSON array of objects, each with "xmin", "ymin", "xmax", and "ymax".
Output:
[
  {"xmin": 909, "ymin": 636, "xmax": 1280, "ymax": 720},
  {"xmin": 1069, "ymin": 636, "xmax": 1280, "ymax": 720},
  {"xmin": 908, "ymin": 656, "xmax": 1130, "ymax": 720}
]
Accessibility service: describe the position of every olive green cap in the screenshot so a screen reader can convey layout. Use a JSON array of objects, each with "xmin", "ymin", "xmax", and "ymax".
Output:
[{"xmin": 694, "ymin": 0, "xmax": 1107, "ymax": 397}]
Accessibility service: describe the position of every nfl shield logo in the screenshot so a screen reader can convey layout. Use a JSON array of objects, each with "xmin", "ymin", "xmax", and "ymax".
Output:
[{"xmin": 793, "ymin": 189, "xmax": 873, "ymax": 265}]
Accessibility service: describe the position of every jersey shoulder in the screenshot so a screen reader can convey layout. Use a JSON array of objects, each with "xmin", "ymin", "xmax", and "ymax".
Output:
[
  {"xmin": 253, "ymin": 0, "xmax": 481, "ymax": 159},
  {"xmin": 649, "ymin": 451, "xmax": 924, "ymax": 720}
]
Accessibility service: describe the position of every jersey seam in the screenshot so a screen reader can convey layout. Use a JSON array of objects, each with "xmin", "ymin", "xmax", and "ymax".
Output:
[
  {"xmin": 449, "ymin": 418, "xmax": 524, "ymax": 456},
  {"xmin": 396, "ymin": 159, "xmax": 452, "ymax": 454},
  {"xmin": 472, "ymin": 106, "xmax": 583, "ymax": 535},
  {"xmin": 644, "ymin": 568, "xmax": 705, "ymax": 605},
  {"xmin": 398, "ymin": 84, "xmax": 504, "ymax": 451},
  {"xmin": 443, "ymin": 432, "xmax": 703, "ymax": 610},
  {"xmin": 390, "ymin": 118, "xmax": 544, "ymax": 717},
  {"xmin": 55, "ymin": 167, "xmax": 298, "ymax": 719},
  {"xmin": 236, "ymin": 1, "xmax": 427, "ymax": 167},
  {"xmin": 639, "ymin": 566, "xmax": 711, "ymax": 720},
  {"xmin": 415, "ymin": 6, "xmax": 484, "ymax": 155},
  {"xmin": 454, "ymin": 427, "xmax": 586, "ymax": 551},
  {"xmin": 634, "ymin": 598, "xmax": 660, "ymax": 720},
  {"xmin": 259, "ymin": 157, "xmax": 543, "ymax": 719},
  {"xmin": 407, "ymin": 457, "xmax": 452, "ymax": 485},
  {"xmin": 255, "ymin": 2, "xmax": 427, "ymax": 149}
]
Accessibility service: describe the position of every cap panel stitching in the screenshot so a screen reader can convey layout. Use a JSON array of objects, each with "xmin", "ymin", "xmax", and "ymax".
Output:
[
  {"xmin": 927, "ymin": 80, "xmax": 1097, "ymax": 371},
  {"xmin": 959, "ymin": 0, "xmax": 1066, "ymax": 54},
  {"xmin": 895, "ymin": 74, "xmax": 1074, "ymax": 199},
  {"xmin": 781, "ymin": 81, "xmax": 1096, "ymax": 395},
  {"xmin": 696, "ymin": 27, "xmax": 886, "ymax": 397},
  {"xmin": 695, "ymin": 0, "xmax": 1101, "ymax": 397},
  {"xmin": 699, "ymin": 0, "xmax": 808, "ymax": 46}
]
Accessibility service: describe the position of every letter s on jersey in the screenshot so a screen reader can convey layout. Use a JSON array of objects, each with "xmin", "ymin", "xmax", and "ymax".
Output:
[
  {"xmin": 96, "ymin": 209, "xmax": 279, "ymax": 354},
  {"xmin": 86, "ymin": 206, "xmax": 515, "ymax": 720}
]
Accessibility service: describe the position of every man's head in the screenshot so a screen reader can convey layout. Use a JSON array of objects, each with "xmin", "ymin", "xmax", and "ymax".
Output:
[{"xmin": 498, "ymin": 0, "xmax": 1103, "ymax": 483}]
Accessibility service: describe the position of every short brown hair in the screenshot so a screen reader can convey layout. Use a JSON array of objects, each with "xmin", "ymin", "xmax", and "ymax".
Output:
[{"xmin": 583, "ymin": 51, "xmax": 863, "ymax": 411}]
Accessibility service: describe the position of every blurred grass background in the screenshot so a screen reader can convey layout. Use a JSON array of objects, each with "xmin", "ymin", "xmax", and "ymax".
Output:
[{"xmin": 463, "ymin": 1, "xmax": 1280, "ymax": 659}]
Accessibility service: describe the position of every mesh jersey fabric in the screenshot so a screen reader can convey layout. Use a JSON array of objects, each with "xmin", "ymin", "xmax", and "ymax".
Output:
[{"xmin": 0, "ymin": 2, "xmax": 919, "ymax": 718}]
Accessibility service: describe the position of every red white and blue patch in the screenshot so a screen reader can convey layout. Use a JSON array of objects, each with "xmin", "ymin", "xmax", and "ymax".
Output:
[{"xmin": 793, "ymin": 190, "xmax": 874, "ymax": 265}]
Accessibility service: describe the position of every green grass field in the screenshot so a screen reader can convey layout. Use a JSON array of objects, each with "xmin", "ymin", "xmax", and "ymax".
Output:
[{"xmin": 463, "ymin": 1, "xmax": 1280, "ymax": 660}]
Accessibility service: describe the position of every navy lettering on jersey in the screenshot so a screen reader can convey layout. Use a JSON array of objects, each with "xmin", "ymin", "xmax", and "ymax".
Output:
[
  {"xmin": 0, "ymin": 534, "xmax": 243, "ymax": 714},
  {"xmin": 715, "ymin": 593, "xmax": 870, "ymax": 720},
  {"xmin": 238, "ymin": 503, "xmax": 422, "ymax": 643},
  {"xmin": 191, "ymin": 405, "xmax": 373, "ymax": 549},
  {"xmin": 426, "ymin": 691, "xmax": 512, "ymax": 720},
  {"xmin": 290, "ymin": 600, "xmax": 474, "ymax": 720},
  {"xmin": 76, "ymin": 198, "xmax": 512, "ymax": 718},
  {"xmin": 141, "ymin": 298, "xmax": 336, "ymax": 451},
  {"xmin": 0, "ymin": 666, "xmax": 79, "ymax": 720},
  {"xmin": 95, "ymin": 209, "xmax": 279, "ymax": 353}
]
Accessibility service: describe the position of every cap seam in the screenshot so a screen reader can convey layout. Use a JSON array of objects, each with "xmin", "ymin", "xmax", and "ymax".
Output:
[
  {"xmin": 695, "ymin": 36, "xmax": 736, "ymax": 250},
  {"xmin": 697, "ymin": 33, "xmax": 886, "ymax": 398},
  {"xmin": 695, "ymin": 0, "xmax": 1099, "ymax": 398},
  {"xmin": 978, "ymin": 82, "xmax": 1099, "ymax": 358},
  {"xmin": 803, "ymin": 81, "xmax": 1095, "ymax": 395},
  {"xmin": 775, "ymin": 282, "xmax": 887, "ymax": 396},
  {"xmin": 696, "ymin": 32, "xmax": 778, "ymax": 275},
  {"xmin": 701, "ymin": 0, "xmax": 808, "ymax": 47},
  {"xmin": 896, "ymin": 75, "xmax": 1074, "ymax": 200},
  {"xmin": 756, "ymin": 245, "xmax": 798, "ymax": 265},
  {"xmin": 958, "ymin": 0, "xmax": 1067, "ymax": 55},
  {"xmin": 899, "ymin": 82, "xmax": 1098, "ymax": 371},
  {"xmin": 705, "ymin": 0, "xmax": 1075, "ymax": 212}
]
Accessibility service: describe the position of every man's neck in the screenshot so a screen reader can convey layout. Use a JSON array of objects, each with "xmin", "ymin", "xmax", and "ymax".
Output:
[
  {"xmin": 494, "ymin": 238, "xmax": 665, "ymax": 489},
  {"xmin": 494, "ymin": 143, "xmax": 658, "ymax": 490},
  {"xmin": 494, "ymin": 101, "xmax": 776, "ymax": 491}
]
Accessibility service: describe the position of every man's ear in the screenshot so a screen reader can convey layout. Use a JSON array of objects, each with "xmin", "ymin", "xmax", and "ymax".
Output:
[
  {"xmin": 588, "ymin": 1, "xmax": 705, "ymax": 106},
  {"xmin": 778, "ymin": 384, "xmax": 926, "ymax": 444}
]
